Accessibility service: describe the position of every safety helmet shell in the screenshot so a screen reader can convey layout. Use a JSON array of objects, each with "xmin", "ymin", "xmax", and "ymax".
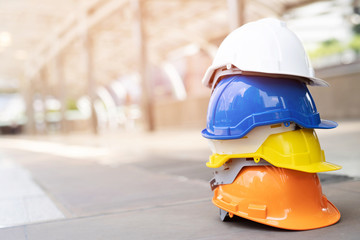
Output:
[
  {"xmin": 207, "ymin": 128, "xmax": 342, "ymax": 173},
  {"xmin": 213, "ymin": 166, "xmax": 340, "ymax": 230},
  {"xmin": 201, "ymin": 75, "xmax": 337, "ymax": 140},
  {"xmin": 202, "ymin": 18, "xmax": 329, "ymax": 89}
]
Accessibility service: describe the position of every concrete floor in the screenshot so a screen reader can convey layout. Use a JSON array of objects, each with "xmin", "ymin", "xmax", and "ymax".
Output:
[{"xmin": 0, "ymin": 120, "xmax": 359, "ymax": 239}]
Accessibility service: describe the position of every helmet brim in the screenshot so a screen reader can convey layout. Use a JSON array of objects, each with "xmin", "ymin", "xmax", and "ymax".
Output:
[
  {"xmin": 292, "ymin": 161, "xmax": 342, "ymax": 173},
  {"xmin": 316, "ymin": 119, "xmax": 338, "ymax": 129},
  {"xmin": 202, "ymin": 66, "xmax": 330, "ymax": 88},
  {"xmin": 202, "ymin": 119, "xmax": 338, "ymax": 140},
  {"xmin": 207, "ymin": 155, "xmax": 342, "ymax": 172},
  {"xmin": 213, "ymin": 198, "xmax": 340, "ymax": 230}
]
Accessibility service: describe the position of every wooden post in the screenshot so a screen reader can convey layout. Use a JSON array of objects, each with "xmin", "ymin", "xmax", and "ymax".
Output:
[
  {"xmin": 80, "ymin": 10, "xmax": 98, "ymax": 134},
  {"xmin": 24, "ymin": 76, "xmax": 36, "ymax": 134},
  {"xmin": 132, "ymin": 0, "xmax": 155, "ymax": 131},
  {"xmin": 39, "ymin": 69, "xmax": 48, "ymax": 134},
  {"xmin": 227, "ymin": 0, "xmax": 246, "ymax": 30},
  {"xmin": 56, "ymin": 54, "xmax": 68, "ymax": 133}
]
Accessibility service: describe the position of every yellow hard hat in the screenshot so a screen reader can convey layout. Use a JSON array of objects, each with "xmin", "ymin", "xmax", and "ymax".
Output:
[
  {"xmin": 207, "ymin": 128, "xmax": 341, "ymax": 173},
  {"xmin": 213, "ymin": 166, "xmax": 340, "ymax": 230}
]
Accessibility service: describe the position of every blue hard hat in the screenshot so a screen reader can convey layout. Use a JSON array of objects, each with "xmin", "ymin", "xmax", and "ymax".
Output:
[{"xmin": 202, "ymin": 75, "xmax": 337, "ymax": 140}]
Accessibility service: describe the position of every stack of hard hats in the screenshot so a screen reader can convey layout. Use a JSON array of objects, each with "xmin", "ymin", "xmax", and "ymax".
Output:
[{"xmin": 201, "ymin": 18, "xmax": 341, "ymax": 230}]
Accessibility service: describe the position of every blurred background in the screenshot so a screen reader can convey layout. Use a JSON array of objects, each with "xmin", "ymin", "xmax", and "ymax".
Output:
[
  {"xmin": 0, "ymin": 0, "xmax": 359, "ymax": 136},
  {"xmin": 0, "ymin": 0, "xmax": 360, "ymax": 234}
]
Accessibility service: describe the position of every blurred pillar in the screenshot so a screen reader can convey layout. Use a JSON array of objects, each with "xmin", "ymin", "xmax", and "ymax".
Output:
[
  {"xmin": 80, "ymin": 11, "xmax": 98, "ymax": 134},
  {"xmin": 39, "ymin": 69, "xmax": 48, "ymax": 134},
  {"xmin": 162, "ymin": 62, "xmax": 187, "ymax": 101},
  {"xmin": 227, "ymin": 0, "xmax": 246, "ymax": 30},
  {"xmin": 56, "ymin": 54, "xmax": 68, "ymax": 133},
  {"xmin": 24, "ymin": 76, "xmax": 36, "ymax": 134},
  {"xmin": 132, "ymin": 0, "xmax": 155, "ymax": 131},
  {"xmin": 354, "ymin": 0, "xmax": 360, "ymax": 14},
  {"xmin": 85, "ymin": 35, "xmax": 98, "ymax": 135}
]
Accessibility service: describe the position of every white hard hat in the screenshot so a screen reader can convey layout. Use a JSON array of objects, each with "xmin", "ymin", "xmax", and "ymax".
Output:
[{"xmin": 202, "ymin": 18, "xmax": 329, "ymax": 88}]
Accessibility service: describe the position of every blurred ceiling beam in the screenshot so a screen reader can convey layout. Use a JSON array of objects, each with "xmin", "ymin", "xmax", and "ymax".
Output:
[
  {"xmin": 283, "ymin": 0, "xmax": 327, "ymax": 11},
  {"xmin": 25, "ymin": 0, "xmax": 129, "ymax": 80}
]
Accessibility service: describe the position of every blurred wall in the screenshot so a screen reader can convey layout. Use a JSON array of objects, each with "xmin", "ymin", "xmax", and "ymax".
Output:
[
  {"xmin": 154, "ymin": 96, "xmax": 209, "ymax": 129},
  {"xmin": 310, "ymin": 60, "xmax": 360, "ymax": 119}
]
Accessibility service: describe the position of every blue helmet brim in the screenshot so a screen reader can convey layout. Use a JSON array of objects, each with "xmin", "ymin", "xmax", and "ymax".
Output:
[{"xmin": 202, "ymin": 119, "xmax": 338, "ymax": 140}]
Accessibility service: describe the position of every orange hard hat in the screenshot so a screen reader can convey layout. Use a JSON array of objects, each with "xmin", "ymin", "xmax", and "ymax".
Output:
[{"xmin": 213, "ymin": 166, "xmax": 340, "ymax": 230}]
